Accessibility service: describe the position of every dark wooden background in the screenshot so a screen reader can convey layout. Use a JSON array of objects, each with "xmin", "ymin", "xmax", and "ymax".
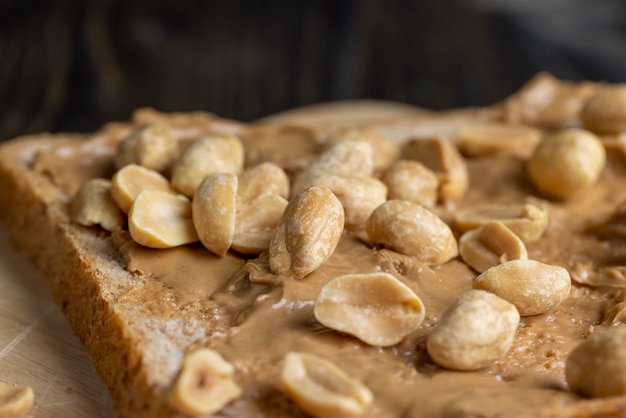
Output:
[{"xmin": 1, "ymin": 0, "xmax": 625, "ymax": 141}]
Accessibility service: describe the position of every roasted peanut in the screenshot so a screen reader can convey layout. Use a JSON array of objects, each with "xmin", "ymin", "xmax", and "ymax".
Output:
[
  {"xmin": 326, "ymin": 128, "xmax": 399, "ymax": 173},
  {"xmin": 459, "ymin": 221, "xmax": 528, "ymax": 273},
  {"xmin": 111, "ymin": 164, "xmax": 175, "ymax": 213},
  {"xmin": 114, "ymin": 123, "xmax": 177, "ymax": 172},
  {"xmin": 473, "ymin": 259, "xmax": 571, "ymax": 316},
  {"xmin": 311, "ymin": 174, "xmax": 387, "ymax": 228},
  {"xmin": 581, "ymin": 85, "xmax": 626, "ymax": 135},
  {"xmin": 527, "ymin": 129, "xmax": 605, "ymax": 199},
  {"xmin": 381, "ymin": 160, "xmax": 438, "ymax": 208},
  {"xmin": 314, "ymin": 272, "xmax": 425, "ymax": 346},
  {"xmin": 192, "ymin": 173, "xmax": 237, "ymax": 256},
  {"xmin": 454, "ymin": 202, "xmax": 548, "ymax": 243},
  {"xmin": 427, "ymin": 290, "xmax": 520, "ymax": 371},
  {"xmin": 269, "ymin": 185, "xmax": 344, "ymax": 278},
  {"xmin": 237, "ymin": 162, "xmax": 290, "ymax": 205},
  {"xmin": 129, "ymin": 189, "xmax": 198, "ymax": 248},
  {"xmin": 169, "ymin": 348, "xmax": 242, "ymax": 416},
  {"xmin": 171, "ymin": 135, "xmax": 244, "ymax": 197},
  {"xmin": 70, "ymin": 178, "xmax": 124, "ymax": 232},
  {"xmin": 0, "ymin": 380, "xmax": 34, "ymax": 418},
  {"xmin": 366, "ymin": 200, "xmax": 458, "ymax": 265},
  {"xmin": 456, "ymin": 123, "xmax": 541, "ymax": 157},
  {"xmin": 231, "ymin": 194, "xmax": 288, "ymax": 255},
  {"xmin": 566, "ymin": 326, "xmax": 626, "ymax": 398},
  {"xmin": 402, "ymin": 137, "xmax": 468, "ymax": 202},
  {"xmin": 281, "ymin": 352, "xmax": 373, "ymax": 418}
]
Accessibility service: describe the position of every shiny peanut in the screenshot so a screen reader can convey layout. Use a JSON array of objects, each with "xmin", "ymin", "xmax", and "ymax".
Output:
[
  {"xmin": 111, "ymin": 164, "xmax": 175, "ymax": 213},
  {"xmin": 459, "ymin": 221, "xmax": 528, "ymax": 273},
  {"xmin": 231, "ymin": 194, "xmax": 288, "ymax": 255}
]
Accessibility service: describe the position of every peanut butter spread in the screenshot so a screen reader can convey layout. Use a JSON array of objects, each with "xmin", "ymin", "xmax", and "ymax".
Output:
[{"xmin": 25, "ymin": 78, "xmax": 626, "ymax": 417}]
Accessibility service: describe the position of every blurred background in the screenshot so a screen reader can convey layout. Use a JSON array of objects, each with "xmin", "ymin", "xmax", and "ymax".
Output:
[{"xmin": 1, "ymin": 0, "xmax": 625, "ymax": 141}]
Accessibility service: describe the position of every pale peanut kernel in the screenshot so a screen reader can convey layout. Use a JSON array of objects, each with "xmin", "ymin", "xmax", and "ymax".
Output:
[
  {"xmin": 427, "ymin": 290, "xmax": 520, "ymax": 371},
  {"xmin": 456, "ymin": 123, "xmax": 541, "ymax": 157},
  {"xmin": 382, "ymin": 160, "xmax": 438, "ymax": 208},
  {"xmin": 129, "ymin": 189, "xmax": 198, "ymax": 248},
  {"xmin": 70, "ymin": 178, "xmax": 124, "ymax": 232},
  {"xmin": 231, "ymin": 194, "xmax": 288, "ymax": 255},
  {"xmin": 314, "ymin": 272, "xmax": 425, "ymax": 347},
  {"xmin": 459, "ymin": 221, "xmax": 528, "ymax": 273},
  {"xmin": 269, "ymin": 185, "xmax": 345, "ymax": 279},
  {"xmin": 171, "ymin": 135, "xmax": 244, "ymax": 197},
  {"xmin": 326, "ymin": 128, "xmax": 399, "ymax": 173},
  {"xmin": 581, "ymin": 85, "xmax": 626, "ymax": 135},
  {"xmin": 169, "ymin": 348, "xmax": 242, "ymax": 416},
  {"xmin": 454, "ymin": 202, "xmax": 548, "ymax": 243},
  {"xmin": 192, "ymin": 173, "xmax": 237, "ymax": 256},
  {"xmin": 111, "ymin": 164, "xmax": 175, "ymax": 214},
  {"xmin": 402, "ymin": 136, "xmax": 468, "ymax": 203},
  {"xmin": 237, "ymin": 161, "xmax": 290, "ymax": 205},
  {"xmin": 366, "ymin": 200, "xmax": 458, "ymax": 265},
  {"xmin": 527, "ymin": 129, "xmax": 605, "ymax": 199},
  {"xmin": 0, "ymin": 380, "xmax": 34, "ymax": 418},
  {"xmin": 473, "ymin": 259, "xmax": 571, "ymax": 316},
  {"xmin": 282, "ymin": 352, "xmax": 373, "ymax": 418},
  {"xmin": 566, "ymin": 326, "xmax": 626, "ymax": 398},
  {"xmin": 114, "ymin": 123, "xmax": 177, "ymax": 172}
]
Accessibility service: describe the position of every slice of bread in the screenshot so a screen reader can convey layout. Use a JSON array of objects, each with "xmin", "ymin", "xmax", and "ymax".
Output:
[{"xmin": 2, "ymin": 78, "xmax": 626, "ymax": 417}]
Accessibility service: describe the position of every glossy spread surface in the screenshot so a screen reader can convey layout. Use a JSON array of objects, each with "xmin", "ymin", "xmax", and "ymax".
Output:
[{"xmin": 31, "ymin": 97, "xmax": 626, "ymax": 417}]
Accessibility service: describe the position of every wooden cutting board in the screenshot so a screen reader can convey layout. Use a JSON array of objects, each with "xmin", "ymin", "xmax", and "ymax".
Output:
[{"xmin": 0, "ymin": 228, "xmax": 115, "ymax": 417}]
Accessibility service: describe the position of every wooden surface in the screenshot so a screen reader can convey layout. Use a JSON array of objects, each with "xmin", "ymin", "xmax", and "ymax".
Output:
[{"xmin": 0, "ymin": 228, "xmax": 115, "ymax": 417}]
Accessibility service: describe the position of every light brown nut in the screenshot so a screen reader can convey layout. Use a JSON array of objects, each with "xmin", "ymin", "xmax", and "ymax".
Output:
[
  {"xmin": 114, "ymin": 123, "xmax": 177, "ymax": 172},
  {"xmin": 454, "ymin": 202, "xmax": 548, "ymax": 243},
  {"xmin": 426, "ymin": 289, "xmax": 520, "ymax": 371},
  {"xmin": 0, "ymin": 380, "xmax": 34, "ymax": 418},
  {"xmin": 381, "ymin": 160, "xmax": 438, "ymax": 208},
  {"xmin": 402, "ymin": 136, "xmax": 468, "ymax": 203},
  {"xmin": 473, "ymin": 259, "xmax": 571, "ymax": 316},
  {"xmin": 326, "ymin": 128, "xmax": 399, "ymax": 173},
  {"xmin": 314, "ymin": 272, "xmax": 425, "ymax": 346},
  {"xmin": 129, "ymin": 190, "xmax": 198, "ymax": 248},
  {"xmin": 70, "ymin": 178, "xmax": 124, "ymax": 232},
  {"xmin": 237, "ymin": 162, "xmax": 290, "ymax": 205},
  {"xmin": 311, "ymin": 174, "xmax": 387, "ymax": 228},
  {"xmin": 171, "ymin": 135, "xmax": 244, "ymax": 197},
  {"xmin": 581, "ymin": 85, "xmax": 626, "ymax": 135},
  {"xmin": 111, "ymin": 164, "xmax": 175, "ymax": 214},
  {"xmin": 566, "ymin": 326, "xmax": 626, "ymax": 398},
  {"xmin": 456, "ymin": 123, "xmax": 541, "ymax": 157},
  {"xmin": 527, "ymin": 129, "xmax": 606, "ymax": 199},
  {"xmin": 292, "ymin": 140, "xmax": 374, "ymax": 196},
  {"xmin": 231, "ymin": 194, "xmax": 288, "ymax": 255},
  {"xmin": 281, "ymin": 352, "xmax": 373, "ymax": 418},
  {"xmin": 366, "ymin": 200, "xmax": 458, "ymax": 265},
  {"xmin": 169, "ymin": 348, "xmax": 242, "ymax": 416},
  {"xmin": 192, "ymin": 173, "xmax": 237, "ymax": 256},
  {"xmin": 459, "ymin": 221, "xmax": 528, "ymax": 273},
  {"xmin": 269, "ymin": 185, "xmax": 344, "ymax": 278}
]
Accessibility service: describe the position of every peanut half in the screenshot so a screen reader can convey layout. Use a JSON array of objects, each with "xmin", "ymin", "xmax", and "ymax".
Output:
[
  {"xmin": 326, "ymin": 128, "xmax": 399, "ymax": 173},
  {"xmin": 527, "ymin": 129, "xmax": 605, "ymax": 199},
  {"xmin": 456, "ymin": 123, "xmax": 541, "ymax": 157},
  {"xmin": 231, "ymin": 194, "xmax": 288, "ymax": 255},
  {"xmin": 237, "ymin": 161, "xmax": 290, "ymax": 206},
  {"xmin": 269, "ymin": 185, "xmax": 344, "ymax": 278},
  {"xmin": 169, "ymin": 348, "xmax": 242, "ymax": 416},
  {"xmin": 111, "ymin": 164, "xmax": 175, "ymax": 214},
  {"xmin": 129, "ymin": 189, "xmax": 198, "ymax": 248},
  {"xmin": 459, "ymin": 221, "xmax": 528, "ymax": 273},
  {"xmin": 281, "ymin": 352, "xmax": 373, "ymax": 418},
  {"xmin": 171, "ymin": 135, "xmax": 244, "ymax": 197},
  {"xmin": 192, "ymin": 173, "xmax": 237, "ymax": 256},
  {"xmin": 314, "ymin": 272, "xmax": 425, "ymax": 346},
  {"xmin": 114, "ymin": 123, "xmax": 177, "ymax": 172},
  {"xmin": 454, "ymin": 202, "xmax": 548, "ymax": 243},
  {"xmin": 382, "ymin": 160, "xmax": 439, "ymax": 208},
  {"xmin": 366, "ymin": 200, "xmax": 458, "ymax": 265},
  {"xmin": 0, "ymin": 380, "xmax": 34, "ymax": 418},
  {"xmin": 473, "ymin": 259, "xmax": 571, "ymax": 316},
  {"xmin": 566, "ymin": 326, "xmax": 626, "ymax": 398},
  {"xmin": 427, "ymin": 290, "xmax": 520, "ymax": 371},
  {"xmin": 70, "ymin": 178, "xmax": 124, "ymax": 232}
]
